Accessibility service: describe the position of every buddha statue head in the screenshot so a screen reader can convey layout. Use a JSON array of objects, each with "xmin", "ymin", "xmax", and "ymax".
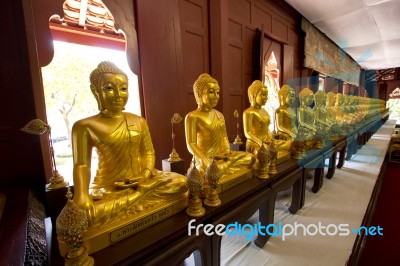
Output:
[
  {"xmin": 89, "ymin": 61, "xmax": 128, "ymax": 113},
  {"xmin": 335, "ymin": 93, "xmax": 344, "ymax": 106},
  {"xmin": 193, "ymin": 73, "xmax": 220, "ymax": 109},
  {"xmin": 248, "ymin": 80, "xmax": 268, "ymax": 108},
  {"xmin": 326, "ymin": 92, "xmax": 336, "ymax": 107},
  {"xmin": 278, "ymin": 85, "xmax": 295, "ymax": 108},
  {"xmin": 314, "ymin": 91, "xmax": 326, "ymax": 107},
  {"xmin": 299, "ymin": 88, "xmax": 314, "ymax": 107}
]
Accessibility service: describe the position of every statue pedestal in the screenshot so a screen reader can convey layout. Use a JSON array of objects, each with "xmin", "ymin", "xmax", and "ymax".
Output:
[
  {"xmin": 230, "ymin": 142, "xmax": 246, "ymax": 151},
  {"xmin": 58, "ymin": 194, "xmax": 188, "ymax": 256},
  {"xmin": 162, "ymin": 159, "xmax": 185, "ymax": 175},
  {"xmin": 217, "ymin": 168, "xmax": 254, "ymax": 192},
  {"xmin": 276, "ymin": 150, "xmax": 291, "ymax": 164}
]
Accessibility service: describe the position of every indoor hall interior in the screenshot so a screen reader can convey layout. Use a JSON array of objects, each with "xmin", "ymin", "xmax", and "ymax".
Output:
[{"xmin": 1, "ymin": 0, "xmax": 400, "ymax": 265}]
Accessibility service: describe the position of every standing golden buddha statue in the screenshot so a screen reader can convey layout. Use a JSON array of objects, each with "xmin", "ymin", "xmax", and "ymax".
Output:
[
  {"xmin": 66, "ymin": 61, "xmax": 188, "ymax": 254},
  {"xmin": 243, "ymin": 80, "xmax": 288, "ymax": 165},
  {"xmin": 185, "ymin": 73, "xmax": 255, "ymax": 191}
]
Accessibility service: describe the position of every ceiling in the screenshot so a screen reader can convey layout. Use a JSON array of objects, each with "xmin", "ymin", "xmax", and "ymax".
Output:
[{"xmin": 284, "ymin": 0, "xmax": 400, "ymax": 71}]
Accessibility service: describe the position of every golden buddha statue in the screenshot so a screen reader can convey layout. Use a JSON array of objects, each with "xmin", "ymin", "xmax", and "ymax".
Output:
[
  {"xmin": 297, "ymin": 88, "xmax": 317, "ymax": 149},
  {"xmin": 335, "ymin": 93, "xmax": 354, "ymax": 134},
  {"xmin": 243, "ymin": 81, "xmax": 273, "ymax": 152},
  {"xmin": 68, "ymin": 61, "xmax": 188, "ymax": 254},
  {"xmin": 275, "ymin": 85, "xmax": 298, "ymax": 157},
  {"xmin": 313, "ymin": 91, "xmax": 333, "ymax": 147},
  {"xmin": 326, "ymin": 92, "xmax": 338, "ymax": 122},
  {"xmin": 185, "ymin": 73, "xmax": 255, "ymax": 189},
  {"xmin": 347, "ymin": 95, "xmax": 363, "ymax": 126},
  {"xmin": 243, "ymin": 80, "xmax": 287, "ymax": 164},
  {"xmin": 326, "ymin": 92, "xmax": 346, "ymax": 136}
]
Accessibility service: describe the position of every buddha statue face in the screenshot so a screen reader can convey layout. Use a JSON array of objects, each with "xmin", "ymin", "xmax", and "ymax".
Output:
[
  {"xmin": 248, "ymin": 80, "xmax": 268, "ymax": 108},
  {"xmin": 299, "ymin": 88, "xmax": 314, "ymax": 107},
  {"xmin": 96, "ymin": 73, "xmax": 129, "ymax": 113},
  {"xmin": 200, "ymin": 82, "xmax": 220, "ymax": 109},
  {"xmin": 194, "ymin": 73, "xmax": 220, "ymax": 109},
  {"xmin": 326, "ymin": 92, "xmax": 336, "ymax": 107},
  {"xmin": 336, "ymin": 93, "xmax": 344, "ymax": 106},
  {"xmin": 315, "ymin": 91, "xmax": 326, "ymax": 107},
  {"xmin": 256, "ymin": 87, "xmax": 268, "ymax": 107},
  {"xmin": 90, "ymin": 61, "xmax": 129, "ymax": 113},
  {"xmin": 278, "ymin": 85, "xmax": 295, "ymax": 107}
]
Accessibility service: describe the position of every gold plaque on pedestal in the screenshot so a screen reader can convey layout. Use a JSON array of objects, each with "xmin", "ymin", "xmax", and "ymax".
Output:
[{"xmin": 58, "ymin": 194, "xmax": 188, "ymax": 256}]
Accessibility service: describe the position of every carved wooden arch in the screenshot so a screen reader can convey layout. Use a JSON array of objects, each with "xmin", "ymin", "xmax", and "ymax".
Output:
[{"xmin": 30, "ymin": 0, "xmax": 139, "ymax": 74}]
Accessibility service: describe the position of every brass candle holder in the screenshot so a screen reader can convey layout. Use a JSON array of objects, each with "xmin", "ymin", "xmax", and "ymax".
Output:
[
  {"xmin": 21, "ymin": 119, "xmax": 67, "ymax": 190},
  {"xmin": 233, "ymin": 110, "xmax": 243, "ymax": 145},
  {"xmin": 204, "ymin": 158, "xmax": 222, "ymax": 207},
  {"xmin": 168, "ymin": 113, "xmax": 183, "ymax": 162}
]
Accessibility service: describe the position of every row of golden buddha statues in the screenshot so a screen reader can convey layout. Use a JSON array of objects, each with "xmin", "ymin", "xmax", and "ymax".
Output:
[{"xmin": 56, "ymin": 62, "xmax": 388, "ymax": 264}]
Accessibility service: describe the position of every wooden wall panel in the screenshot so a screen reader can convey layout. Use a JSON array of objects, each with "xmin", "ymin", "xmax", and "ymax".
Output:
[
  {"xmin": 225, "ymin": 95, "xmax": 245, "ymax": 141},
  {"xmin": 136, "ymin": 0, "xmax": 183, "ymax": 167},
  {"xmin": 223, "ymin": 0, "xmax": 302, "ymax": 140},
  {"xmin": 179, "ymin": 0, "xmax": 209, "ymax": 166},
  {"xmin": 0, "ymin": 0, "xmax": 46, "ymax": 186},
  {"xmin": 283, "ymin": 44, "xmax": 294, "ymax": 85},
  {"xmin": 253, "ymin": 2, "xmax": 272, "ymax": 32},
  {"xmin": 272, "ymin": 17, "xmax": 288, "ymax": 41},
  {"xmin": 229, "ymin": 0, "xmax": 251, "ymax": 23},
  {"xmin": 229, "ymin": 44, "xmax": 243, "ymax": 93},
  {"xmin": 137, "ymin": 0, "xmax": 209, "ymax": 168}
]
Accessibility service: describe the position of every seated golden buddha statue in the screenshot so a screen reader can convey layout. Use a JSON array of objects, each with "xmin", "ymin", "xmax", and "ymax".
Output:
[
  {"xmin": 347, "ymin": 95, "xmax": 364, "ymax": 127},
  {"xmin": 335, "ymin": 93, "xmax": 354, "ymax": 134},
  {"xmin": 297, "ymin": 88, "xmax": 317, "ymax": 149},
  {"xmin": 313, "ymin": 90, "xmax": 333, "ymax": 147},
  {"xmin": 185, "ymin": 73, "xmax": 255, "ymax": 189},
  {"xmin": 275, "ymin": 85, "xmax": 299, "ymax": 157},
  {"xmin": 68, "ymin": 61, "xmax": 188, "ymax": 253},
  {"xmin": 326, "ymin": 92, "xmax": 348, "ymax": 136},
  {"xmin": 243, "ymin": 80, "xmax": 288, "ymax": 164}
]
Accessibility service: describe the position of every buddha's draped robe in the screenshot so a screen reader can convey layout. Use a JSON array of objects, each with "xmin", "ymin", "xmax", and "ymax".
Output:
[
  {"xmin": 85, "ymin": 113, "xmax": 186, "ymax": 226},
  {"xmin": 92, "ymin": 113, "xmax": 155, "ymax": 189}
]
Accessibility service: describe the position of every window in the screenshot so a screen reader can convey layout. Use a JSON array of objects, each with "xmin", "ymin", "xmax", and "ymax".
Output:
[{"xmin": 41, "ymin": 1, "xmax": 140, "ymax": 185}]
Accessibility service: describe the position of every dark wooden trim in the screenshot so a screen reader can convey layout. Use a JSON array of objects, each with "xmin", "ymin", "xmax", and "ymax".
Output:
[{"xmin": 347, "ymin": 152, "xmax": 388, "ymax": 265}]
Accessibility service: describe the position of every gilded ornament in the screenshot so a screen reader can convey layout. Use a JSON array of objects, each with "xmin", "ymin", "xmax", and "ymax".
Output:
[
  {"xmin": 204, "ymin": 158, "xmax": 222, "ymax": 207},
  {"xmin": 56, "ymin": 188, "xmax": 94, "ymax": 266},
  {"xmin": 186, "ymin": 164, "xmax": 205, "ymax": 217},
  {"xmin": 21, "ymin": 119, "xmax": 67, "ymax": 190}
]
